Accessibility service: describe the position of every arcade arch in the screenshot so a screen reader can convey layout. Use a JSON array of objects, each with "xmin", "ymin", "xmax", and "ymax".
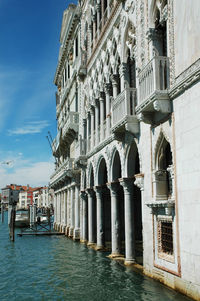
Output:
[{"xmin": 126, "ymin": 142, "xmax": 143, "ymax": 264}]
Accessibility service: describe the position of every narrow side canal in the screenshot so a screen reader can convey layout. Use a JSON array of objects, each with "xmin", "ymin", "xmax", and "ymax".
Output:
[{"xmin": 0, "ymin": 213, "xmax": 192, "ymax": 301}]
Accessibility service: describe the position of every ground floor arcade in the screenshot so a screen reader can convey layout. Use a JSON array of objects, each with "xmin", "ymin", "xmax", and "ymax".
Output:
[{"xmin": 53, "ymin": 139, "xmax": 143, "ymax": 265}]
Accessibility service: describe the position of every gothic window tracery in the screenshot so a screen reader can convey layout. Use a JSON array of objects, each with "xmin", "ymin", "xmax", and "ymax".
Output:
[
  {"xmin": 151, "ymin": 0, "xmax": 168, "ymax": 57},
  {"xmin": 154, "ymin": 133, "xmax": 173, "ymax": 200}
]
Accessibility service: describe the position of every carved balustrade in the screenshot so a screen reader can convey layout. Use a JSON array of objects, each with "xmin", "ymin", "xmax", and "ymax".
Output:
[
  {"xmin": 50, "ymin": 158, "xmax": 74, "ymax": 184},
  {"xmin": 112, "ymin": 87, "xmax": 139, "ymax": 137},
  {"xmin": 136, "ymin": 56, "xmax": 171, "ymax": 123},
  {"xmin": 62, "ymin": 111, "xmax": 79, "ymax": 143}
]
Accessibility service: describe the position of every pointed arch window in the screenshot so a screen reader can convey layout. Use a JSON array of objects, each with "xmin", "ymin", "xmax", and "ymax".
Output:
[{"xmin": 154, "ymin": 134, "xmax": 173, "ymax": 200}]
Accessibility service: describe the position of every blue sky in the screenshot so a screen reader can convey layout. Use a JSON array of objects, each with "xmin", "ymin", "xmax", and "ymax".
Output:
[{"xmin": 0, "ymin": 0, "xmax": 76, "ymax": 189}]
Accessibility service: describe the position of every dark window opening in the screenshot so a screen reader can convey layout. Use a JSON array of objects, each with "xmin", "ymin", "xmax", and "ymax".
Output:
[
  {"xmin": 161, "ymin": 221, "xmax": 173, "ymax": 254},
  {"xmin": 68, "ymin": 64, "xmax": 70, "ymax": 79}
]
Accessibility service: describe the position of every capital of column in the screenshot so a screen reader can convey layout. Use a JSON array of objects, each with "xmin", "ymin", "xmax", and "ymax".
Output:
[
  {"xmin": 119, "ymin": 63, "xmax": 128, "ymax": 77},
  {"xmin": 147, "ymin": 28, "xmax": 163, "ymax": 42},
  {"xmin": 96, "ymin": 3, "xmax": 101, "ymax": 12},
  {"xmin": 119, "ymin": 178, "xmax": 134, "ymax": 194},
  {"xmin": 99, "ymin": 91, "xmax": 105, "ymax": 101},
  {"xmin": 89, "ymin": 23, "xmax": 93, "ymax": 31},
  {"xmin": 86, "ymin": 110, "xmax": 90, "ymax": 118},
  {"xmin": 106, "ymin": 181, "xmax": 120, "ymax": 196},
  {"xmin": 86, "ymin": 187, "xmax": 95, "ymax": 197},
  {"xmin": 95, "ymin": 99, "xmax": 99, "ymax": 106},
  {"xmin": 92, "ymin": 13, "xmax": 96, "ymax": 22},
  {"xmin": 80, "ymin": 190, "xmax": 87, "ymax": 200},
  {"xmin": 111, "ymin": 74, "xmax": 119, "ymax": 86},
  {"xmin": 82, "ymin": 118, "xmax": 87, "ymax": 126},
  {"xmin": 89, "ymin": 105, "xmax": 95, "ymax": 115},
  {"xmin": 104, "ymin": 83, "xmax": 112, "ymax": 95},
  {"xmin": 93, "ymin": 185, "xmax": 103, "ymax": 197}
]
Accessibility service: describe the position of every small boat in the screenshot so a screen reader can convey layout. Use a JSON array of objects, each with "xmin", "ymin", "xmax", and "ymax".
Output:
[
  {"xmin": 36, "ymin": 215, "xmax": 48, "ymax": 224},
  {"xmin": 15, "ymin": 210, "xmax": 29, "ymax": 228}
]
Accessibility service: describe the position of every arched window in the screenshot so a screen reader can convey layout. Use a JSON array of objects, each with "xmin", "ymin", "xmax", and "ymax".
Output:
[
  {"xmin": 154, "ymin": 134, "xmax": 173, "ymax": 200},
  {"xmin": 151, "ymin": 0, "xmax": 168, "ymax": 57},
  {"xmin": 127, "ymin": 49, "xmax": 136, "ymax": 88}
]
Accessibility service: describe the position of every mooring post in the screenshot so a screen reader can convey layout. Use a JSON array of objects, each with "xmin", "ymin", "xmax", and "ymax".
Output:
[
  {"xmin": 47, "ymin": 207, "xmax": 51, "ymax": 231},
  {"xmin": 9, "ymin": 207, "xmax": 16, "ymax": 242},
  {"xmin": 1, "ymin": 203, "xmax": 4, "ymax": 223}
]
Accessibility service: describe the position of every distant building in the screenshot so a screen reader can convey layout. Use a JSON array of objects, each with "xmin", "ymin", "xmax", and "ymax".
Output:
[
  {"xmin": 18, "ymin": 185, "xmax": 35, "ymax": 209},
  {"xmin": 1, "ymin": 184, "xmax": 25, "ymax": 207},
  {"xmin": 1, "ymin": 184, "xmax": 53, "ymax": 210},
  {"xmin": 33, "ymin": 187, "xmax": 54, "ymax": 208}
]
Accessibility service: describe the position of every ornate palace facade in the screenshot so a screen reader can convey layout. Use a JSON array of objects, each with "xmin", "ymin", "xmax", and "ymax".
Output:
[{"xmin": 50, "ymin": 1, "xmax": 200, "ymax": 299}]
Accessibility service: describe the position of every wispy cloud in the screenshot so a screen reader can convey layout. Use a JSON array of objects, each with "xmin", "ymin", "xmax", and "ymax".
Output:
[
  {"xmin": 0, "ymin": 153, "xmax": 54, "ymax": 188},
  {"xmin": 8, "ymin": 120, "xmax": 49, "ymax": 135}
]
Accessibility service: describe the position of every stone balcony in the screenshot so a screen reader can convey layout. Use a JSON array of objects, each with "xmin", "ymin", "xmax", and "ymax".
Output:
[
  {"xmin": 62, "ymin": 112, "xmax": 79, "ymax": 144},
  {"xmin": 74, "ymin": 135, "xmax": 87, "ymax": 167},
  {"xmin": 111, "ymin": 87, "xmax": 139, "ymax": 139},
  {"xmin": 136, "ymin": 56, "xmax": 171, "ymax": 124},
  {"xmin": 50, "ymin": 158, "xmax": 74, "ymax": 186},
  {"xmin": 76, "ymin": 52, "xmax": 87, "ymax": 80}
]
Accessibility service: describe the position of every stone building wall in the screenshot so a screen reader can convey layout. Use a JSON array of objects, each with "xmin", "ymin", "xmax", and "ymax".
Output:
[{"xmin": 50, "ymin": 1, "xmax": 200, "ymax": 299}]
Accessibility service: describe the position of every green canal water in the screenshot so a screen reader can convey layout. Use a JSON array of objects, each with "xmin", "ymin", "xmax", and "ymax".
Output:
[{"xmin": 0, "ymin": 212, "xmax": 191, "ymax": 301}]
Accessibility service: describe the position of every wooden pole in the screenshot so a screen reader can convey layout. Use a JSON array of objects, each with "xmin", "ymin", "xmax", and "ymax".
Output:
[
  {"xmin": 1, "ymin": 203, "xmax": 4, "ymax": 223},
  {"xmin": 47, "ymin": 207, "xmax": 51, "ymax": 231},
  {"xmin": 9, "ymin": 207, "xmax": 16, "ymax": 242}
]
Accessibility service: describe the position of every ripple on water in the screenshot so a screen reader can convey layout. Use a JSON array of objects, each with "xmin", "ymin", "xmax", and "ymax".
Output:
[{"xmin": 0, "ymin": 214, "xmax": 193, "ymax": 301}]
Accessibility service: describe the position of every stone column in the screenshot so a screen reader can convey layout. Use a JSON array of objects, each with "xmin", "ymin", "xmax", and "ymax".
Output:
[
  {"xmin": 64, "ymin": 190, "xmax": 67, "ymax": 234},
  {"xmin": 101, "ymin": 0, "xmax": 105, "ymax": 26},
  {"xmin": 107, "ymin": 182, "xmax": 121, "ymax": 257},
  {"xmin": 54, "ymin": 193, "xmax": 57, "ymax": 229},
  {"xmin": 80, "ymin": 190, "xmax": 88, "ymax": 243},
  {"xmin": 111, "ymin": 74, "xmax": 119, "ymax": 98},
  {"xmin": 82, "ymin": 119, "xmax": 87, "ymax": 155},
  {"xmin": 74, "ymin": 185, "xmax": 80, "ymax": 240},
  {"xmin": 107, "ymin": 0, "xmax": 110, "ymax": 16},
  {"xmin": 66, "ymin": 188, "xmax": 70, "ymax": 236},
  {"xmin": 87, "ymin": 188, "xmax": 95, "ymax": 246},
  {"xmin": 69, "ymin": 186, "xmax": 75, "ymax": 238},
  {"xmin": 97, "ymin": 3, "xmax": 101, "ymax": 37},
  {"xmin": 58, "ymin": 192, "xmax": 61, "ymax": 230},
  {"xmin": 95, "ymin": 100, "xmax": 99, "ymax": 145},
  {"xmin": 99, "ymin": 92, "xmax": 104, "ymax": 141},
  {"xmin": 104, "ymin": 83, "xmax": 111, "ymax": 137},
  {"xmin": 61, "ymin": 191, "xmax": 64, "ymax": 232},
  {"xmin": 92, "ymin": 14, "xmax": 96, "ymax": 47},
  {"xmin": 94, "ymin": 186, "xmax": 104, "ymax": 250},
  {"xmin": 119, "ymin": 63, "xmax": 129, "ymax": 92},
  {"xmin": 119, "ymin": 178, "xmax": 135, "ymax": 264},
  {"xmin": 86, "ymin": 113, "xmax": 90, "ymax": 152},
  {"xmin": 88, "ymin": 23, "xmax": 92, "ymax": 56},
  {"xmin": 90, "ymin": 107, "xmax": 94, "ymax": 149}
]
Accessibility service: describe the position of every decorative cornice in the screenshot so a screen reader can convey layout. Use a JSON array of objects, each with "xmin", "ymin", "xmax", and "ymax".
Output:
[
  {"xmin": 54, "ymin": 8, "xmax": 80, "ymax": 85},
  {"xmin": 86, "ymin": 135, "xmax": 115, "ymax": 159},
  {"xmin": 169, "ymin": 58, "xmax": 200, "ymax": 99}
]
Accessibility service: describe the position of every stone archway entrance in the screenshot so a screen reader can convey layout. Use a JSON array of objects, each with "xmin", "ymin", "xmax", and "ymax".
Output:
[
  {"xmin": 95, "ymin": 157, "xmax": 111, "ymax": 250},
  {"xmin": 80, "ymin": 172, "xmax": 88, "ymax": 243},
  {"xmin": 126, "ymin": 143, "xmax": 143, "ymax": 265},
  {"xmin": 107, "ymin": 150, "xmax": 125, "ymax": 257},
  {"xmin": 87, "ymin": 166, "xmax": 97, "ymax": 246}
]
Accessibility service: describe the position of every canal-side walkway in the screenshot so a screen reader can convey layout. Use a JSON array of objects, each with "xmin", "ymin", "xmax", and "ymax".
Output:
[{"xmin": 0, "ymin": 213, "xmax": 193, "ymax": 301}]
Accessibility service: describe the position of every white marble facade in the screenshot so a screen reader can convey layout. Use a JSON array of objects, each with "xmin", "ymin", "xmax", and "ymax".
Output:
[{"xmin": 50, "ymin": 1, "xmax": 200, "ymax": 299}]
